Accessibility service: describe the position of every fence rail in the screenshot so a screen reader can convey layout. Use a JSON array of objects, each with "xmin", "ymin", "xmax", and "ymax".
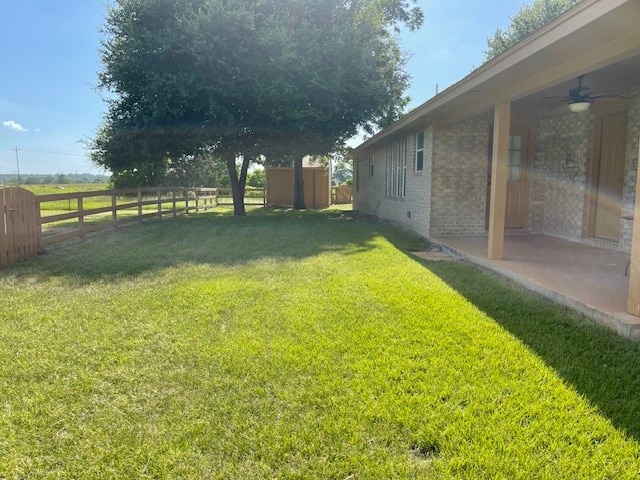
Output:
[
  {"xmin": 216, "ymin": 187, "xmax": 266, "ymax": 206},
  {"xmin": 38, "ymin": 187, "xmax": 218, "ymax": 247},
  {"xmin": 1, "ymin": 184, "xmax": 297, "ymax": 268}
]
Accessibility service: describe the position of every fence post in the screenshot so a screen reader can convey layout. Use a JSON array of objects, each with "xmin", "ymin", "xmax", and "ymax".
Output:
[
  {"xmin": 78, "ymin": 195, "xmax": 85, "ymax": 238},
  {"xmin": 172, "ymin": 189, "xmax": 177, "ymax": 218},
  {"xmin": 111, "ymin": 194, "xmax": 117, "ymax": 225},
  {"xmin": 195, "ymin": 189, "xmax": 200, "ymax": 213},
  {"xmin": 36, "ymin": 196, "xmax": 42, "ymax": 253},
  {"xmin": 185, "ymin": 188, "xmax": 189, "ymax": 214},
  {"xmin": 138, "ymin": 189, "xmax": 143, "ymax": 223},
  {"xmin": 157, "ymin": 189, "xmax": 162, "ymax": 218}
]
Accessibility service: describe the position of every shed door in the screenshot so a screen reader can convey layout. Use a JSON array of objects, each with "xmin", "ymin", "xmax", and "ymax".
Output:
[{"xmin": 594, "ymin": 112, "xmax": 627, "ymax": 241}]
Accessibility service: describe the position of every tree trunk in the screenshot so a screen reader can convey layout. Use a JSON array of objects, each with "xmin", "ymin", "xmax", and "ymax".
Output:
[
  {"xmin": 226, "ymin": 154, "xmax": 251, "ymax": 216},
  {"xmin": 293, "ymin": 155, "xmax": 306, "ymax": 209}
]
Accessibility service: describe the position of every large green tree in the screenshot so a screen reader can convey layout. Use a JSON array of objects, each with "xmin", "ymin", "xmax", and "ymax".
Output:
[
  {"xmin": 91, "ymin": 0, "xmax": 423, "ymax": 214},
  {"xmin": 484, "ymin": 0, "xmax": 580, "ymax": 61}
]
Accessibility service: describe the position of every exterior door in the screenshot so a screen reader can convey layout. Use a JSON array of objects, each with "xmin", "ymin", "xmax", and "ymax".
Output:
[
  {"xmin": 505, "ymin": 132, "xmax": 528, "ymax": 229},
  {"xmin": 593, "ymin": 112, "xmax": 627, "ymax": 241}
]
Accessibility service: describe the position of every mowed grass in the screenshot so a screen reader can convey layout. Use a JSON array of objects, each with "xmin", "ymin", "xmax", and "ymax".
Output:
[
  {"xmin": 1, "ymin": 208, "xmax": 640, "ymax": 478},
  {"xmin": 22, "ymin": 183, "xmax": 110, "ymax": 195}
]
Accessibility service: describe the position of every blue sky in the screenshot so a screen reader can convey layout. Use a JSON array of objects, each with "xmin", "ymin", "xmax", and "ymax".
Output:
[{"xmin": 0, "ymin": 0, "xmax": 525, "ymax": 175}]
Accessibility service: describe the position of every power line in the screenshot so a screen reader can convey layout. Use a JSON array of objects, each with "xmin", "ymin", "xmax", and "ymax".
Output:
[{"xmin": 1, "ymin": 147, "xmax": 86, "ymax": 157}]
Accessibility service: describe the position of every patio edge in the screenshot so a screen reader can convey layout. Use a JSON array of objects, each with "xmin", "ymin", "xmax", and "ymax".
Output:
[{"xmin": 434, "ymin": 241, "xmax": 640, "ymax": 341}]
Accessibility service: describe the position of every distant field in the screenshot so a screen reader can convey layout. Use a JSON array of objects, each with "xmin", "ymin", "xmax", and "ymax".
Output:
[{"xmin": 21, "ymin": 183, "xmax": 110, "ymax": 195}]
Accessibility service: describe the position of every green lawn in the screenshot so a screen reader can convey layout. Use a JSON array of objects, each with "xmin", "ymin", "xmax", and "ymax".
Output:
[
  {"xmin": 1, "ymin": 208, "xmax": 640, "ymax": 478},
  {"xmin": 22, "ymin": 183, "xmax": 110, "ymax": 195}
]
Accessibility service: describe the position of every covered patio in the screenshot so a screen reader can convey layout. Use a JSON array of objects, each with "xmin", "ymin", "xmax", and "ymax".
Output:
[
  {"xmin": 433, "ymin": 234, "xmax": 640, "ymax": 339},
  {"xmin": 352, "ymin": 0, "xmax": 640, "ymax": 337}
]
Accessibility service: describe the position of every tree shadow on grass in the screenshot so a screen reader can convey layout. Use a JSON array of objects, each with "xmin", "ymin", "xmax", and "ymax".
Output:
[
  {"xmin": 417, "ymin": 258, "xmax": 640, "ymax": 443},
  {"xmin": 3, "ymin": 208, "xmax": 422, "ymax": 283}
]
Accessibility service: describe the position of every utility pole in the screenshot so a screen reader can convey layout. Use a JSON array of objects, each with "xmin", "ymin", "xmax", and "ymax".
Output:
[{"xmin": 12, "ymin": 146, "xmax": 21, "ymax": 186}]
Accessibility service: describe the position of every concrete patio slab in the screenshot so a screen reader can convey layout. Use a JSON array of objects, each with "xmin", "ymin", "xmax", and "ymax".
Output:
[
  {"xmin": 431, "ymin": 235, "xmax": 640, "ymax": 340},
  {"xmin": 410, "ymin": 246, "xmax": 457, "ymax": 262}
]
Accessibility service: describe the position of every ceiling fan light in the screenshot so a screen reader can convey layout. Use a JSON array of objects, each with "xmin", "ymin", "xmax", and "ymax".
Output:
[{"xmin": 568, "ymin": 101, "xmax": 591, "ymax": 113}]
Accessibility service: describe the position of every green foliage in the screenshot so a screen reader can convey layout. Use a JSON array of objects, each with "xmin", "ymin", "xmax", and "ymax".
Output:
[
  {"xmin": 2, "ymin": 209, "xmax": 640, "ymax": 477},
  {"xmin": 332, "ymin": 156, "xmax": 353, "ymax": 186},
  {"xmin": 22, "ymin": 183, "xmax": 110, "ymax": 196},
  {"xmin": 0, "ymin": 173, "xmax": 110, "ymax": 186},
  {"xmin": 247, "ymin": 169, "xmax": 266, "ymax": 188},
  {"xmin": 484, "ymin": 0, "xmax": 580, "ymax": 61},
  {"xmin": 90, "ymin": 0, "xmax": 423, "ymax": 196}
]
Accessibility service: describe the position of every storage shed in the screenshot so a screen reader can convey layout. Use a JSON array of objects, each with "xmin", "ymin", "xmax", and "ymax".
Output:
[{"xmin": 266, "ymin": 167, "xmax": 330, "ymax": 208}]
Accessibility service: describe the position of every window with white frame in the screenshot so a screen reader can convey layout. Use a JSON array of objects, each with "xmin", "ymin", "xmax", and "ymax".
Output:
[
  {"xmin": 385, "ymin": 138, "xmax": 407, "ymax": 198},
  {"xmin": 415, "ymin": 131, "xmax": 424, "ymax": 172}
]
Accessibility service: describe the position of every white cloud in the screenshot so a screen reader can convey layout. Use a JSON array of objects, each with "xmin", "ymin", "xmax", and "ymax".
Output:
[{"xmin": 2, "ymin": 120, "xmax": 28, "ymax": 132}]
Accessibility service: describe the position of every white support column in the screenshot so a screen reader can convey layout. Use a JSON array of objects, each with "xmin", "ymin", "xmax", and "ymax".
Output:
[
  {"xmin": 628, "ymin": 137, "xmax": 640, "ymax": 316},
  {"xmin": 488, "ymin": 102, "xmax": 511, "ymax": 260}
]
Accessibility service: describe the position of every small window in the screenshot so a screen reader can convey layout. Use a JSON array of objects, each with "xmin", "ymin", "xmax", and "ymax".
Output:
[
  {"xmin": 415, "ymin": 131, "xmax": 424, "ymax": 172},
  {"xmin": 370, "ymin": 155, "xmax": 375, "ymax": 176}
]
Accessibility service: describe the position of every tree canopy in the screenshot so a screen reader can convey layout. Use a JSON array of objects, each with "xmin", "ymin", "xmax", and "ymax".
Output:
[
  {"xmin": 484, "ymin": 0, "xmax": 580, "ymax": 62},
  {"xmin": 90, "ymin": 0, "xmax": 423, "ymax": 213}
]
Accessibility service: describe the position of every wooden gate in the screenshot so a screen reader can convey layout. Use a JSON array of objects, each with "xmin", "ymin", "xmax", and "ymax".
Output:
[
  {"xmin": 1, "ymin": 187, "xmax": 40, "ymax": 266},
  {"xmin": 333, "ymin": 185, "xmax": 352, "ymax": 204}
]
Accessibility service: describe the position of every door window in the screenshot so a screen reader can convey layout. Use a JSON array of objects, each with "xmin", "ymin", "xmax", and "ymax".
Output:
[{"xmin": 508, "ymin": 135, "xmax": 523, "ymax": 181}]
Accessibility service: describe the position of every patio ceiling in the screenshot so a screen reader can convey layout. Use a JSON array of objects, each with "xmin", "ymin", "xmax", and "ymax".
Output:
[
  {"xmin": 518, "ymin": 55, "xmax": 640, "ymax": 108},
  {"xmin": 353, "ymin": 0, "xmax": 640, "ymax": 152}
]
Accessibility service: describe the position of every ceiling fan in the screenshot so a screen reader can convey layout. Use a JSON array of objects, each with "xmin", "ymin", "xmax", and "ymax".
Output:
[{"xmin": 543, "ymin": 74, "xmax": 628, "ymax": 112}]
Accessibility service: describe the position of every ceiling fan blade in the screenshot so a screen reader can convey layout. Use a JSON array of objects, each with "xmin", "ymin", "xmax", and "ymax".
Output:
[
  {"xmin": 586, "ymin": 93, "xmax": 629, "ymax": 100},
  {"xmin": 541, "ymin": 95, "xmax": 571, "ymax": 100}
]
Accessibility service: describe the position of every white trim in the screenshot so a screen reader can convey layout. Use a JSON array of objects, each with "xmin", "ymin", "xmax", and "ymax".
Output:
[
  {"xmin": 386, "ymin": 138, "xmax": 407, "ymax": 198},
  {"xmin": 415, "ymin": 131, "xmax": 425, "ymax": 172}
]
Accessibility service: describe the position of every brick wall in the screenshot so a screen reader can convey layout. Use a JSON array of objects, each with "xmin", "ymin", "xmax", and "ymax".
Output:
[
  {"xmin": 352, "ymin": 154, "xmax": 377, "ymax": 214},
  {"xmin": 429, "ymin": 111, "xmax": 492, "ymax": 236},
  {"xmin": 352, "ymin": 130, "xmax": 431, "ymax": 238},
  {"xmin": 530, "ymin": 105, "xmax": 592, "ymax": 240},
  {"xmin": 354, "ymin": 86, "xmax": 640, "ymax": 247},
  {"xmin": 353, "ymin": 112, "xmax": 492, "ymax": 239}
]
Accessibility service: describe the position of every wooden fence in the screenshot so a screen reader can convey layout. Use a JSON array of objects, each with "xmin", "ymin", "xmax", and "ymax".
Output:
[
  {"xmin": 0, "ymin": 183, "xmax": 332, "ymax": 268},
  {"xmin": 216, "ymin": 187, "xmax": 266, "ymax": 206},
  {"xmin": 332, "ymin": 185, "xmax": 353, "ymax": 204},
  {"xmin": 0, "ymin": 187, "xmax": 219, "ymax": 266},
  {"xmin": 38, "ymin": 187, "xmax": 218, "ymax": 247},
  {"xmin": 0, "ymin": 187, "xmax": 40, "ymax": 266}
]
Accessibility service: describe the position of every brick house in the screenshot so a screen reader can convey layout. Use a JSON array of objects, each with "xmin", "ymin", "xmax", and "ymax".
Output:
[{"xmin": 351, "ymin": 0, "xmax": 640, "ymax": 324}]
